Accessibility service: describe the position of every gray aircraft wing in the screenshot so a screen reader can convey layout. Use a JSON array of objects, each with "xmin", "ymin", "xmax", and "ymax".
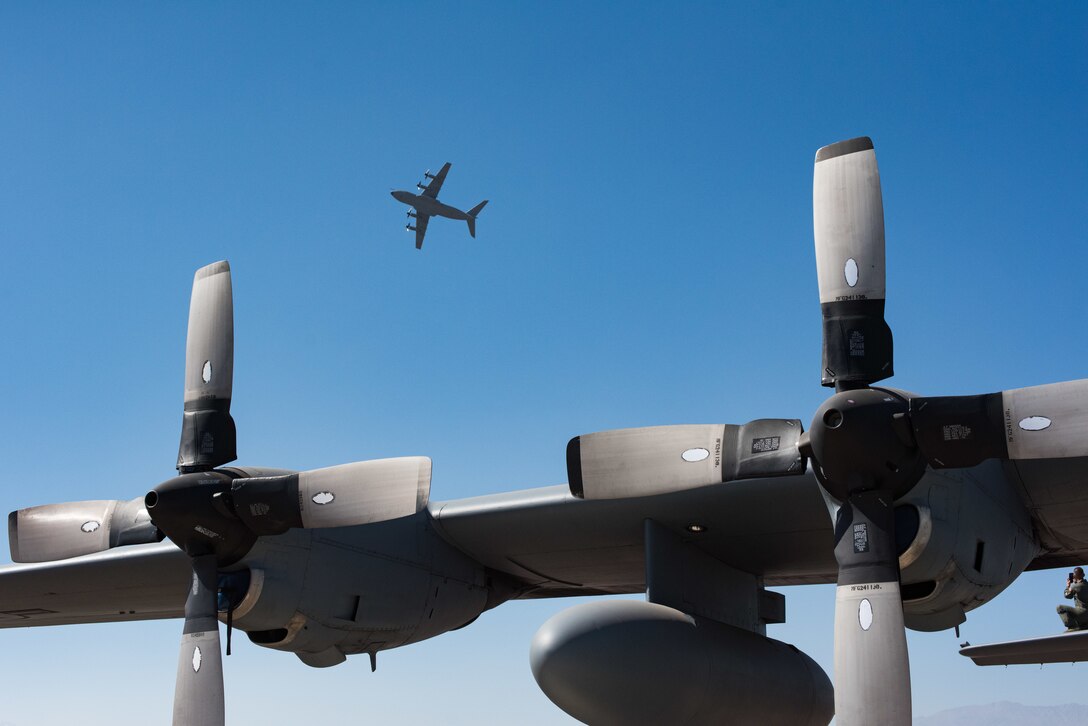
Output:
[
  {"xmin": 414, "ymin": 213, "xmax": 430, "ymax": 249},
  {"xmin": 433, "ymin": 457, "xmax": 1088, "ymax": 599},
  {"xmin": 960, "ymin": 630, "xmax": 1088, "ymax": 665},
  {"xmin": 6, "ymin": 458, "xmax": 1088, "ymax": 629},
  {"xmin": 421, "ymin": 162, "xmax": 451, "ymax": 199},
  {"xmin": 431, "ymin": 471, "xmax": 839, "ymax": 598},
  {"xmin": 0, "ymin": 541, "xmax": 189, "ymax": 629}
]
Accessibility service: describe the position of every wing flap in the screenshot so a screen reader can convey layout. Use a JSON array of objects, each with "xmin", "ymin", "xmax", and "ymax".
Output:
[{"xmin": 0, "ymin": 542, "xmax": 190, "ymax": 629}]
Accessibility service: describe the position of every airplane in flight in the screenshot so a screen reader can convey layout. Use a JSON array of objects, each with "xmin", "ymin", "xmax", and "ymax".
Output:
[
  {"xmin": 4, "ymin": 138, "xmax": 1088, "ymax": 726},
  {"xmin": 390, "ymin": 162, "xmax": 488, "ymax": 249}
]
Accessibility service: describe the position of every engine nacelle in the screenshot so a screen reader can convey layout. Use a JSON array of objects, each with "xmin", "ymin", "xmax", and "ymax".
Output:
[
  {"xmin": 222, "ymin": 513, "xmax": 489, "ymax": 667},
  {"xmin": 531, "ymin": 600, "xmax": 833, "ymax": 726},
  {"xmin": 897, "ymin": 460, "xmax": 1038, "ymax": 631}
]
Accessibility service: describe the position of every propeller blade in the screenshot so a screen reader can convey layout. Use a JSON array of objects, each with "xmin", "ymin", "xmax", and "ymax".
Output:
[
  {"xmin": 230, "ymin": 456, "xmax": 432, "ymax": 534},
  {"xmin": 8, "ymin": 497, "xmax": 160, "ymax": 562},
  {"xmin": 178, "ymin": 261, "xmax": 237, "ymax": 473},
  {"xmin": 832, "ymin": 490, "xmax": 911, "ymax": 725},
  {"xmin": 910, "ymin": 378, "xmax": 1088, "ymax": 468},
  {"xmin": 173, "ymin": 553, "xmax": 225, "ymax": 726},
  {"xmin": 567, "ymin": 421, "xmax": 804, "ymax": 500},
  {"xmin": 813, "ymin": 137, "xmax": 893, "ymax": 388}
]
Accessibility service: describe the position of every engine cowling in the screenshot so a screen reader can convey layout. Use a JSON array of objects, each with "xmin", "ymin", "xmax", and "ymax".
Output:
[
  {"xmin": 531, "ymin": 600, "xmax": 833, "ymax": 726},
  {"xmin": 897, "ymin": 460, "xmax": 1038, "ymax": 631},
  {"xmin": 216, "ymin": 511, "xmax": 489, "ymax": 667}
]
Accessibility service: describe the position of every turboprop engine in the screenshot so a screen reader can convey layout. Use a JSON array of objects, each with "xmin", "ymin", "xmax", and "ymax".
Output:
[
  {"xmin": 531, "ymin": 600, "xmax": 833, "ymax": 726},
  {"xmin": 895, "ymin": 460, "xmax": 1038, "ymax": 631}
]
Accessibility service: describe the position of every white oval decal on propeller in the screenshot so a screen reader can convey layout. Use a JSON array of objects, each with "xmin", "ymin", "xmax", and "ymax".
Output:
[
  {"xmin": 81, "ymin": 521, "xmax": 101, "ymax": 533},
  {"xmin": 844, "ymin": 258, "xmax": 859, "ymax": 288},
  {"xmin": 1018, "ymin": 416, "xmax": 1052, "ymax": 431},
  {"xmin": 312, "ymin": 491, "xmax": 335, "ymax": 505},
  {"xmin": 192, "ymin": 645, "xmax": 202, "ymax": 673},
  {"xmin": 202, "ymin": 360, "xmax": 213, "ymax": 384},
  {"xmin": 859, "ymin": 598, "xmax": 874, "ymax": 631},
  {"xmin": 681, "ymin": 448, "xmax": 710, "ymax": 463}
]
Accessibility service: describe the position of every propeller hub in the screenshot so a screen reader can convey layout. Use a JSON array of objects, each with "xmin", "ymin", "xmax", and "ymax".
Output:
[
  {"xmin": 809, "ymin": 388, "xmax": 926, "ymax": 502},
  {"xmin": 146, "ymin": 471, "xmax": 255, "ymax": 564}
]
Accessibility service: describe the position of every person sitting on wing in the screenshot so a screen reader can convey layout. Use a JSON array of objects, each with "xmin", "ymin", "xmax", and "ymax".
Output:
[{"xmin": 1058, "ymin": 567, "xmax": 1088, "ymax": 631}]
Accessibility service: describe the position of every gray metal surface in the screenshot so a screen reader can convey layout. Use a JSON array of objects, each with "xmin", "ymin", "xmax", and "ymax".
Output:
[
  {"xmin": 960, "ymin": 629, "xmax": 1088, "ymax": 665},
  {"xmin": 530, "ymin": 600, "xmax": 833, "ymax": 726},
  {"xmin": 833, "ymin": 580, "xmax": 911, "ymax": 725},
  {"xmin": 645, "ymin": 518, "xmax": 783, "ymax": 633},
  {"xmin": 1003, "ymin": 379, "xmax": 1088, "ymax": 459},
  {"xmin": 174, "ymin": 554, "xmax": 224, "ymax": 726},
  {"xmin": 432, "ymin": 471, "xmax": 837, "ymax": 595},
  {"xmin": 0, "ymin": 458, "xmax": 1080, "ymax": 634},
  {"xmin": 8, "ymin": 497, "xmax": 156, "ymax": 562},
  {"xmin": 184, "ymin": 261, "xmax": 233, "ymax": 406},
  {"xmin": 0, "ymin": 541, "xmax": 189, "ymax": 629},
  {"xmin": 297, "ymin": 457, "xmax": 431, "ymax": 529},
  {"xmin": 575, "ymin": 424, "xmax": 727, "ymax": 498},
  {"xmin": 570, "ymin": 421, "xmax": 803, "ymax": 499},
  {"xmin": 813, "ymin": 140, "xmax": 885, "ymax": 304}
]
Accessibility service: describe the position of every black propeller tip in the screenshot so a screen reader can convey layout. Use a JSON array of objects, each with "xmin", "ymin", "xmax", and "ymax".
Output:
[
  {"xmin": 566, "ymin": 437, "xmax": 584, "ymax": 498},
  {"xmin": 815, "ymin": 136, "xmax": 873, "ymax": 162}
]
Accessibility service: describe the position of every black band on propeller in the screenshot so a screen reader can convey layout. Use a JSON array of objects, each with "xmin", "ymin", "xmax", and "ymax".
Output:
[
  {"xmin": 722, "ymin": 419, "xmax": 806, "ymax": 481},
  {"xmin": 178, "ymin": 399, "xmax": 237, "ymax": 474},
  {"xmin": 184, "ymin": 554, "xmax": 221, "ymax": 635},
  {"xmin": 815, "ymin": 136, "xmax": 874, "ymax": 162},
  {"xmin": 566, "ymin": 437, "xmax": 584, "ymax": 498},
  {"xmin": 833, "ymin": 489, "xmax": 900, "ymax": 586},
  {"xmin": 820, "ymin": 299, "xmax": 894, "ymax": 389},
  {"xmin": 908, "ymin": 393, "xmax": 1007, "ymax": 469},
  {"xmin": 230, "ymin": 474, "xmax": 304, "ymax": 535}
]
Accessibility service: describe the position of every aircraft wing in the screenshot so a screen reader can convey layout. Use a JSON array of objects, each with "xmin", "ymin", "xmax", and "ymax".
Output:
[
  {"xmin": 431, "ymin": 471, "xmax": 838, "ymax": 598},
  {"xmin": 421, "ymin": 162, "xmax": 451, "ymax": 199},
  {"xmin": 960, "ymin": 630, "xmax": 1088, "ymax": 665},
  {"xmin": 0, "ymin": 541, "xmax": 190, "ymax": 629},
  {"xmin": 414, "ymin": 214, "xmax": 430, "ymax": 249}
]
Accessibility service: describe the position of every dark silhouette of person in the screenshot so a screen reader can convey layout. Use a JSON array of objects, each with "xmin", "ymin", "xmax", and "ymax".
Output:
[{"xmin": 1058, "ymin": 567, "xmax": 1088, "ymax": 631}]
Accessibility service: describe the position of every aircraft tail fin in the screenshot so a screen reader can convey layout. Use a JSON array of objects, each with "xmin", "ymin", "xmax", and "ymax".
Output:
[{"xmin": 466, "ymin": 200, "xmax": 488, "ymax": 238}]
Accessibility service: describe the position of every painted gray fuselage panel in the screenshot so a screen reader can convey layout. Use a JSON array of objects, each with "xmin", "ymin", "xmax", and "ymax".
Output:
[{"xmin": 390, "ymin": 191, "xmax": 470, "ymax": 221}]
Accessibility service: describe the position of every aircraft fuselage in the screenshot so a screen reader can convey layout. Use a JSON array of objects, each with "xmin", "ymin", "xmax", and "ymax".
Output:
[{"xmin": 390, "ymin": 190, "xmax": 471, "ymax": 221}]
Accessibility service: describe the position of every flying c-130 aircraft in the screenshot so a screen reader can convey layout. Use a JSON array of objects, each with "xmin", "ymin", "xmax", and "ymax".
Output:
[
  {"xmin": 390, "ymin": 162, "xmax": 488, "ymax": 249},
  {"xmin": 4, "ymin": 137, "xmax": 1088, "ymax": 726}
]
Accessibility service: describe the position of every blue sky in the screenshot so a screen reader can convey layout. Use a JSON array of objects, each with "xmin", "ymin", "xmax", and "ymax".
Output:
[{"xmin": 1, "ymin": 2, "xmax": 1086, "ymax": 723}]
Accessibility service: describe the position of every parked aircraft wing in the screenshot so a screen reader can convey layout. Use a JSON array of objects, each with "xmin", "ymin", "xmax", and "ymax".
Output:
[
  {"xmin": 0, "ymin": 541, "xmax": 189, "ymax": 629},
  {"xmin": 431, "ymin": 472, "xmax": 838, "ymax": 598},
  {"xmin": 421, "ymin": 162, "xmax": 451, "ymax": 199},
  {"xmin": 960, "ymin": 630, "xmax": 1088, "ymax": 665},
  {"xmin": 415, "ymin": 214, "xmax": 430, "ymax": 249}
]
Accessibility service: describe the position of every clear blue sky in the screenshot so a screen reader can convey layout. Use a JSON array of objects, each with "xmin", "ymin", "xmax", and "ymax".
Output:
[{"xmin": 1, "ymin": 2, "xmax": 1086, "ymax": 723}]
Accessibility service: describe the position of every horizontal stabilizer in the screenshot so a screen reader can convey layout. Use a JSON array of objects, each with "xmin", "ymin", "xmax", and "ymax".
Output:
[{"xmin": 960, "ymin": 630, "xmax": 1088, "ymax": 666}]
